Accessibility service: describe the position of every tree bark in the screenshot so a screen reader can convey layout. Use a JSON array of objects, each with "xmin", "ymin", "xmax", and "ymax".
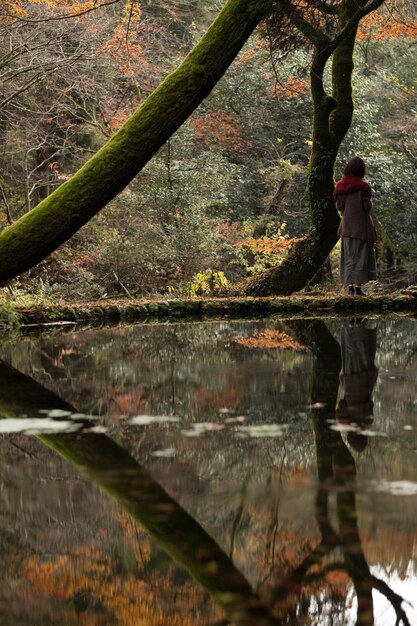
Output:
[{"xmin": 0, "ymin": 0, "xmax": 272, "ymax": 286}]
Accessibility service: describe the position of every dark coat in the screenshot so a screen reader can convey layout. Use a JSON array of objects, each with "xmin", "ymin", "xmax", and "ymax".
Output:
[
  {"xmin": 336, "ymin": 190, "xmax": 377, "ymax": 242},
  {"xmin": 337, "ymin": 325, "xmax": 378, "ymax": 422}
]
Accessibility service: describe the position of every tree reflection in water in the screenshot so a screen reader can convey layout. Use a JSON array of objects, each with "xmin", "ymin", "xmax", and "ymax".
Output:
[
  {"xmin": 0, "ymin": 359, "xmax": 278, "ymax": 626},
  {"xmin": 0, "ymin": 320, "xmax": 412, "ymax": 625},
  {"xmin": 281, "ymin": 320, "xmax": 411, "ymax": 626}
]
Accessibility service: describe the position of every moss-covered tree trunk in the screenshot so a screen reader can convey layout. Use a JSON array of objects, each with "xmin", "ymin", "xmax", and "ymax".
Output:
[
  {"xmin": 245, "ymin": 0, "xmax": 384, "ymax": 296},
  {"xmin": 0, "ymin": 0, "xmax": 272, "ymax": 287}
]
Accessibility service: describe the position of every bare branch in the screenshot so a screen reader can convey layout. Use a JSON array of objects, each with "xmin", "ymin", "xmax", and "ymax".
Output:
[
  {"xmin": 0, "ymin": 72, "xmax": 48, "ymax": 110},
  {"xmin": 371, "ymin": 575, "xmax": 412, "ymax": 626},
  {"xmin": 0, "ymin": 46, "xmax": 87, "ymax": 110},
  {"xmin": 125, "ymin": 0, "xmax": 138, "ymax": 42},
  {"xmin": 0, "ymin": 0, "xmax": 123, "ymax": 25},
  {"xmin": 0, "ymin": 30, "xmax": 44, "ymax": 69},
  {"xmin": 0, "ymin": 183, "xmax": 13, "ymax": 225}
]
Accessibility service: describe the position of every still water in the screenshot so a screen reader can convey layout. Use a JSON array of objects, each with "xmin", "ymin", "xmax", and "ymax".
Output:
[{"xmin": 0, "ymin": 316, "xmax": 417, "ymax": 625}]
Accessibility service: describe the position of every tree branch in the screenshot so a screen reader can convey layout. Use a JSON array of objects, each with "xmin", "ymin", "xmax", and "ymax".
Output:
[
  {"xmin": 0, "ymin": 183, "xmax": 13, "ymax": 225},
  {"xmin": 279, "ymin": 0, "xmax": 332, "ymax": 46},
  {"xmin": 0, "ymin": 0, "xmax": 122, "ymax": 24},
  {"xmin": 313, "ymin": 0, "xmax": 340, "ymax": 15},
  {"xmin": 371, "ymin": 575, "xmax": 412, "ymax": 626},
  {"xmin": 0, "ymin": 72, "xmax": 47, "ymax": 110},
  {"xmin": 330, "ymin": 0, "xmax": 386, "ymax": 50},
  {"xmin": 0, "ymin": 48, "xmax": 87, "ymax": 110}
]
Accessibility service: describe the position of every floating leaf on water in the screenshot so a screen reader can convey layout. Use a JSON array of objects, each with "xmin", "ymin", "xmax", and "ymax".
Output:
[
  {"xmin": 71, "ymin": 412, "xmax": 101, "ymax": 420},
  {"xmin": 181, "ymin": 423, "xmax": 224, "ymax": 437},
  {"xmin": 330, "ymin": 423, "xmax": 387, "ymax": 437},
  {"xmin": 236, "ymin": 424, "xmax": 288, "ymax": 438},
  {"xmin": 181, "ymin": 429, "xmax": 202, "ymax": 437},
  {"xmin": 370, "ymin": 480, "xmax": 417, "ymax": 496},
  {"xmin": 82, "ymin": 425, "xmax": 107, "ymax": 434},
  {"xmin": 330, "ymin": 423, "xmax": 359, "ymax": 433},
  {"xmin": 39, "ymin": 409, "xmax": 101, "ymax": 421},
  {"xmin": 225, "ymin": 416, "xmax": 246, "ymax": 424},
  {"xmin": 130, "ymin": 415, "xmax": 180, "ymax": 425},
  {"xmin": 360, "ymin": 429, "xmax": 387, "ymax": 437},
  {"xmin": 39, "ymin": 409, "xmax": 73, "ymax": 418},
  {"xmin": 193, "ymin": 422, "xmax": 224, "ymax": 431},
  {"xmin": 0, "ymin": 418, "xmax": 80, "ymax": 434},
  {"xmin": 151, "ymin": 448, "xmax": 177, "ymax": 457}
]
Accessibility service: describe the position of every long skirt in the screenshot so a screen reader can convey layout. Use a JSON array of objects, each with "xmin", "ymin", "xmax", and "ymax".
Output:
[{"xmin": 340, "ymin": 237, "xmax": 376, "ymax": 286}]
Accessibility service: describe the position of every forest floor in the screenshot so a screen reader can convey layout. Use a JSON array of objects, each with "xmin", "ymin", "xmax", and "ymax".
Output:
[{"xmin": 2, "ymin": 287, "xmax": 417, "ymax": 330}]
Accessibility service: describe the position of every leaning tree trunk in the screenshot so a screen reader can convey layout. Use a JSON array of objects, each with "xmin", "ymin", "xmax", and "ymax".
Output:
[
  {"xmin": 0, "ymin": 0, "xmax": 272, "ymax": 286},
  {"xmin": 244, "ymin": 0, "xmax": 383, "ymax": 296}
]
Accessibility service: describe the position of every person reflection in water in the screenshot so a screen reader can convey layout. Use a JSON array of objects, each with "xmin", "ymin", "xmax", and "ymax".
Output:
[{"xmin": 336, "ymin": 318, "xmax": 378, "ymax": 451}]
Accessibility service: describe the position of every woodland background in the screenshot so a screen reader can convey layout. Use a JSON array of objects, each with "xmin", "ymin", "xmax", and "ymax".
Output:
[{"xmin": 0, "ymin": 0, "xmax": 416, "ymax": 301}]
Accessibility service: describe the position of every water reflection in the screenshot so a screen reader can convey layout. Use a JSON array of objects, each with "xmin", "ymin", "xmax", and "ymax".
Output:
[
  {"xmin": 285, "ymin": 321, "xmax": 395, "ymax": 625},
  {"xmin": 337, "ymin": 319, "xmax": 378, "ymax": 451},
  {"xmin": 0, "ymin": 359, "xmax": 279, "ymax": 626},
  {"xmin": 0, "ymin": 318, "xmax": 416, "ymax": 625}
]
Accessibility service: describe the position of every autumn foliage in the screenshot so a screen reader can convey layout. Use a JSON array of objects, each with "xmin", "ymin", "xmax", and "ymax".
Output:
[
  {"xmin": 235, "ymin": 235, "xmax": 302, "ymax": 256},
  {"xmin": 357, "ymin": 3, "xmax": 417, "ymax": 41},
  {"xmin": 192, "ymin": 110, "xmax": 252, "ymax": 158},
  {"xmin": 21, "ymin": 511, "xmax": 223, "ymax": 626}
]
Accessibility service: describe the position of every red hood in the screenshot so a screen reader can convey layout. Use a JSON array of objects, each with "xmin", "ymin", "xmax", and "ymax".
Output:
[{"xmin": 333, "ymin": 175, "xmax": 372, "ymax": 199}]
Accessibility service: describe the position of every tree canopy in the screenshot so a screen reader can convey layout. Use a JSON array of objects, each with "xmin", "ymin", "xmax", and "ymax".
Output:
[{"xmin": 0, "ymin": 0, "xmax": 416, "ymax": 298}]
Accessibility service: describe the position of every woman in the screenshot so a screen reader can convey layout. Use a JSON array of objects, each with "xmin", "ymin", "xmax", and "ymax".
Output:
[{"xmin": 334, "ymin": 156, "xmax": 377, "ymax": 296}]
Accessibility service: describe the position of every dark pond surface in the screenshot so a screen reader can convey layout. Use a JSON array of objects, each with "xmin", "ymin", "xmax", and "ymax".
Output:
[{"xmin": 1, "ymin": 316, "xmax": 417, "ymax": 625}]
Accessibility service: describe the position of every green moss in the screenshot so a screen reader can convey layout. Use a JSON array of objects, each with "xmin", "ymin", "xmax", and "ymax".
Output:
[
  {"xmin": 201, "ymin": 300, "xmax": 224, "ymax": 314},
  {"xmin": 122, "ymin": 305, "xmax": 141, "ymax": 322},
  {"xmin": 184, "ymin": 300, "xmax": 203, "ymax": 314},
  {"xmin": 230, "ymin": 298, "xmax": 252, "ymax": 314},
  {"xmin": 4, "ymin": 294, "xmax": 417, "ymax": 328},
  {"xmin": 43, "ymin": 306, "xmax": 63, "ymax": 321},
  {"xmin": 287, "ymin": 298, "xmax": 304, "ymax": 310},
  {"xmin": 87, "ymin": 306, "xmax": 104, "ymax": 319},
  {"xmin": 73, "ymin": 307, "xmax": 91, "ymax": 320},
  {"xmin": 156, "ymin": 302, "xmax": 172, "ymax": 316},
  {"xmin": 268, "ymin": 299, "xmax": 285, "ymax": 311},
  {"xmin": 145, "ymin": 302, "xmax": 160, "ymax": 315},
  {"xmin": 168, "ymin": 300, "xmax": 188, "ymax": 316},
  {"xmin": 59, "ymin": 306, "xmax": 76, "ymax": 319},
  {"xmin": 306, "ymin": 298, "xmax": 332, "ymax": 310}
]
